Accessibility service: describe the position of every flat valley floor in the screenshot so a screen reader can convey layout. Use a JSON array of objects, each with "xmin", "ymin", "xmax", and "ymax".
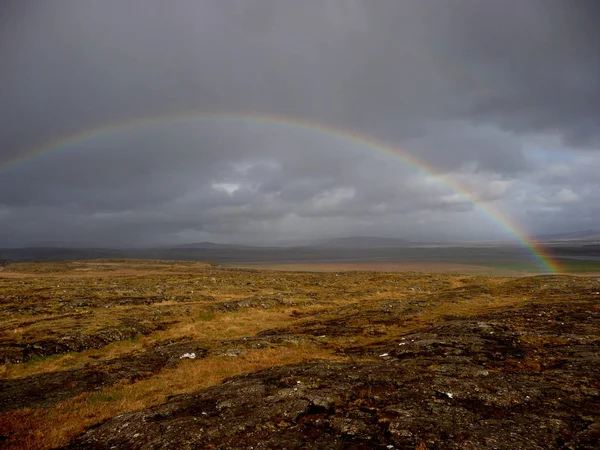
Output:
[{"xmin": 1, "ymin": 260, "xmax": 599, "ymax": 449}]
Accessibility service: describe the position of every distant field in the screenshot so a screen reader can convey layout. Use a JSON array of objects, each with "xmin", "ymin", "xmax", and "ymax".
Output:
[
  {"xmin": 231, "ymin": 258, "xmax": 600, "ymax": 276},
  {"xmin": 556, "ymin": 259, "xmax": 600, "ymax": 274},
  {"xmin": 2, "ymin": 244, "xmax": 599, "ymax": 276},
  {"xmin": 230, "ymin": 261, "xmax": 535, "ymax": 276}
]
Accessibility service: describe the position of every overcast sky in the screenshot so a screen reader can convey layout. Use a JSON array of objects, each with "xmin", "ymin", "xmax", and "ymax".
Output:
[{"xmin": 1, "ymin": 0, "xmax": 599, "ymax": 247}]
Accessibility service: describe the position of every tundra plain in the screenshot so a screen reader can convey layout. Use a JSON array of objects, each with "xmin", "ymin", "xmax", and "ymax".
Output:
[{"xmin": 0, "ymin": 260, "xmax": 599, "ymax": 449}]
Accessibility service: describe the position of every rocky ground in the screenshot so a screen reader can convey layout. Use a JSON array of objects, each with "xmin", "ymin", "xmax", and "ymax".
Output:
[
  {"xmin": 0, "ymin": 261, "xmax": 599, "ymax": 449},
  {"xmin": 64, "ymin": 300, "xmax": 600, "ymax": 449}
]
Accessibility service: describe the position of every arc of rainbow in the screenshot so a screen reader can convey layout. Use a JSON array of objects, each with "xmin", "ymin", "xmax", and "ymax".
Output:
[{"xmin": 1, "ymin": 111, "xmax": 562, "ymax": 273}]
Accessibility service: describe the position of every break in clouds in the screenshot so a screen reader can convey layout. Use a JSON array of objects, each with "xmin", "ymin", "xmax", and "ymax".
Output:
[{"xmin": 0, "ymin": 0, "xmax": 599, "ymax": 247}]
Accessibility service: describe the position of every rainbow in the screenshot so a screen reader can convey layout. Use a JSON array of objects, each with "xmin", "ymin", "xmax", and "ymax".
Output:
[{"xmin": 1, "ymin": 111, "xmax": 563, "ymax": 273}]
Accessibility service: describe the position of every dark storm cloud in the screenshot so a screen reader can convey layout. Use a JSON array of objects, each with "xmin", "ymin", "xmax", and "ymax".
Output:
[
  {"xmin": 3, "ymin": 0, "xmax": 598, "ymax": 157},
  {"xmin": 0, "ymin": 0, "xmax": 598, "ymax": 245},
  {"xmin": 433, "ymin": 0, "xmax": 600, "ymax": 147},
  {"xmin": 0, "ymin": 122, "xmax": 481, "ymax": 246}
]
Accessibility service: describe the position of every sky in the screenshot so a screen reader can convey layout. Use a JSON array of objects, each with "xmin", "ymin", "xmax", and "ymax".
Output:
[{"xmin": 0, "ymin": 0, "xmax": 599, "ymax": 247}]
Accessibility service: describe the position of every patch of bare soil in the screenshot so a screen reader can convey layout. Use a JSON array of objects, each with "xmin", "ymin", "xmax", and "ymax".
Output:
[{"xmin": 63, "ymin": 298, "xmax": 599, "ymax": 449}]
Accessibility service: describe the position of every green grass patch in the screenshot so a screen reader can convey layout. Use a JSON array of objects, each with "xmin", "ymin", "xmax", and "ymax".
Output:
[
  {"xmin": 86, "ymin": 392, "xmax": 124, "ymax": 404},
  {"xmin": 25, "ymin": 354, "xmax": 54, "ymax": 366},
  {"xmin": 559, "ymin": 260, "xmax": 600, "ymax": 273},
  {"xmin": 197, "ymin": 310, "xmax": 216, "ymax": 322}
]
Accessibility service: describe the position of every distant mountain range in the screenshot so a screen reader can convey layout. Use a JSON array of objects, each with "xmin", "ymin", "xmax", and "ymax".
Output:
[
  {"xmin": 150, "ymin": 233, "xmax": 600, "ymax": 252},
  {"xmin": 165, "ymin": 237, "xmax": 412, "ymax": 250},
  {"xmin": 2, "ymin": 233, "xmax": 600, "ymax": 265},
  {"xmin": 164, "ymin": 232, "xmax": 600, "ymax": 249}
]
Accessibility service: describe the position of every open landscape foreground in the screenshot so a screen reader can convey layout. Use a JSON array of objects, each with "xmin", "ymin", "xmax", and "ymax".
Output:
[{"xmin": 1, "ymin": 260, "xmax": 599, "ymax": 449}]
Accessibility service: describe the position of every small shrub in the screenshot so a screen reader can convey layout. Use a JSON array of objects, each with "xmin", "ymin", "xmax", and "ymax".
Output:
[{"xmin": 26, "ymin": 355, "xmax": 50, "ymax": 365}]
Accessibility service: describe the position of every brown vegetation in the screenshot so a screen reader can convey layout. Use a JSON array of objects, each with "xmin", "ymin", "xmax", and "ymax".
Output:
[{"xmin": 1, "ymin": 260, "xmax": 599, "ymax": 449}]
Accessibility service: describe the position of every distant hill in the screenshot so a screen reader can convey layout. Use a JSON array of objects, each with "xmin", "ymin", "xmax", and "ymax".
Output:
[
  {"xmin": 310, "ymin": 236, "xmax": 411, "ymax": 248},
  {"xmin": 169, "ymin": 237, "xmax": 413, "ymax": 250},
  {"xmin": 536, "ymin": 230, "xmax": 600, "ymax": 242},
  {"xmin": 168, "ymin": 242, "xmax": 258, "ymax": 250}
]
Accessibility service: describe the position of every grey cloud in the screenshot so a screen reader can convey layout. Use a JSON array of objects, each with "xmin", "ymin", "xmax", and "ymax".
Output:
[
  {"xmin": 0, "ymin": 1, "xmax": 598, "ymax": 246},
  {"xmin": 0, "ymin": 122, "xmax": 490, "ymax": 246},
  {"xmin": 432, "ymin": 0, "xmax": 600, "ymax": 146},
  {"xmin": 3, "ymin": 0, "xmax": 596, "ymax": 158}
]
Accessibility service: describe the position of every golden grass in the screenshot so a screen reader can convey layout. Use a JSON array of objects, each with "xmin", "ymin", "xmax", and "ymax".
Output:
[
  {"xmin": 2, "ymin": 305, "xmax": 316, "ymax": 380},
  {"xmin": 0, "ymin": 345, "xmax": 343, "ymax": 449}
]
